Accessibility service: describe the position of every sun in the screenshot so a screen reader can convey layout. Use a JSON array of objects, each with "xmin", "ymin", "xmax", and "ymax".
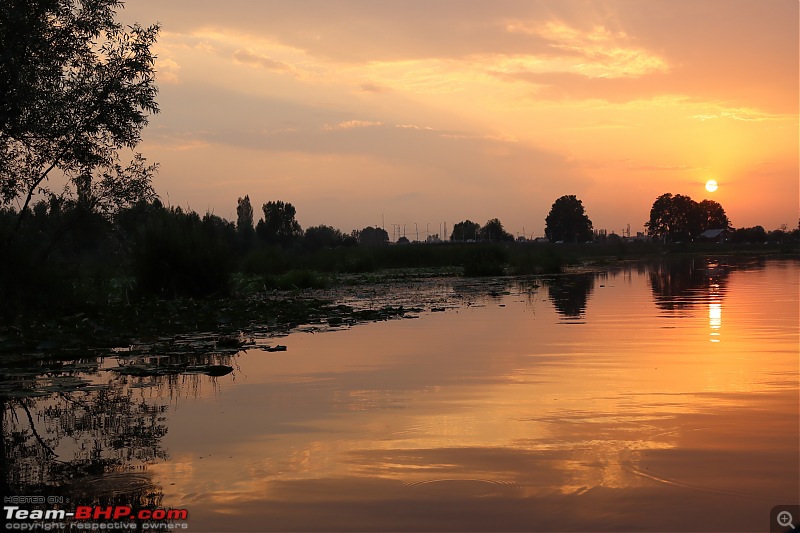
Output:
[{"xmin": 705, "ymin": 179, "xmax": 718, "ymax": 193}]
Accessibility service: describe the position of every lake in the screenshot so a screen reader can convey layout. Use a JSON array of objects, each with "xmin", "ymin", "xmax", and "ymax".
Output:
[{"xmin": 4, "ymin": 256, "xmax": 799, "ymax": 532}]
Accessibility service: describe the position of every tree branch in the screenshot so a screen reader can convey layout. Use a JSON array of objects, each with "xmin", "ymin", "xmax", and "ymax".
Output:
[{"xmin": 19, "ymin": 399, "xmax": 59, "ymax": 458}]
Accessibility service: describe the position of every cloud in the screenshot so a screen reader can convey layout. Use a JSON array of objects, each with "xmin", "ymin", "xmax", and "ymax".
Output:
[
  {"xmin": 625, "ymin": 163, "xmax": 699, "ymax": 172},
  {"xmin": 357, "ymin": 82, "xmax": 391, "ymax": 94},
  {"xmin": 504, "ymin": 21, "xmax": 669, "ymax": 78},
  {"xmin": 155, "ymin": 57, "xmax": 182, "ymax": 84},
  {"xmin": 688, "ymin": 110, "xmax": 785, "ymax": 122},
  {"xmin": 323, "ymin": 120, "xmax": 384, "ymax": 131},
  {"xmin": 232, "ymin": 48, "xmax": 296, "ymax": 73},
  {"xmin": 500, "ymin": 68, "xmax": 670, "ymax": 100}
]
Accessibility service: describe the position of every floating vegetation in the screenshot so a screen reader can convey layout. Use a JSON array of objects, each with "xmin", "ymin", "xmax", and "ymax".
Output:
[
  {"xmin": 261, "ymin": 345, "xmax": 287, "ymax": 352},
  {"xmin": 109, "ymin": 363, "xmax": 233, "ymax": 377},
  {"xmin": 0, "ymin": 271, "xmax": 546, "ymax": 398}
]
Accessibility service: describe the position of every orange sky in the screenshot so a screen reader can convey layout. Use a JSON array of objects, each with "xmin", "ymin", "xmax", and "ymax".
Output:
[{"xmin": 120, "ymin": 0, "xmax": 798, "ymax": 238}]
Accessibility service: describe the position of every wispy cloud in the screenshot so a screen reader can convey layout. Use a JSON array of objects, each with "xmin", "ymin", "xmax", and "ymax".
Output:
[
  {"xmin": 503, "ymin": 21, "xmax": 670, "ymax": 78},
  {"xmin": 232, "ymin": 49, "xmax": 296, "ymax": 74},
  {"xmin": 689, "ymin": 109, "xmax": 786, "ymax": 122},
  {"xmin": 625, "ymin": 163, "xmax": 699, "ymax": 172},
  {"xmin": 323, "ymin": 120, "xmax": 384, "ymax": 131}
]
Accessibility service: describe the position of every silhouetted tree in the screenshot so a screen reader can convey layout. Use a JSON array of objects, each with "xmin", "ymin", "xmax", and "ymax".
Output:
[
  {"xmin": 545, "ymin": 195, "xmax": 593, "ymax": 243},
  {"xmin": 357, "ymin": 226, "xmax": 389, "ymax": 246},
  {"xmin": 133, "ymin": 205, "xmax": 234, "ymax": 297},
  {"xmin": 646, "ymin": 193, "xmax": 692, "ymax": 241},
  {"xmin": 303, "ymin": 224, "xmax": 345, "ymax": 251},
  {"xmin": 451, "ymin": 220, "xmax": 480, "ymax": 241},
  {"xmin": 236, "ymin": 195, "xmax": 254, "ymax": 236},
  {"xmin": 0, "ymin": 0, "xmax": 160, "ymax": 235},
  {"xmin": 767, "ymin": 228, "xmax": 789, "ymax": 244},
  {"xmin": 731, "ymin": 226, "xmax": 768, "ymax": 244},
  {"xmin": 697, "ymin": 199, "xmax": 731, "ymax": 231},
  {"xmin": 257, "ymin": 200, "xmax": 302, "ymax": 247},
  {"xmin": 479, "ymin": 218, "xmax": 514, "ymax": 242},
  {"xmin": 646, "ymin": 193, "xmax": 731, "ymax": 242}
]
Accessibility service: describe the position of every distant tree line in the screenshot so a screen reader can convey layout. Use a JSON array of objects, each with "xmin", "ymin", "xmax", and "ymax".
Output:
[{"xmin": 1, "ymin": 189, "xmax": 798, "ymax": 314}]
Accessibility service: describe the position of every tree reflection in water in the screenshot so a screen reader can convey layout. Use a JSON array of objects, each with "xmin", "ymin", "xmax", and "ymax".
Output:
[
  {"xmin": 648, "ymin": 257, "xmax": 732, "ymax": 313},
  {"xmin": 3, "ymin": 381, "xmax": 167, "ymax": 503},
  {"xmin": 545, "ymin": 274, "xmax": 595, "ymax": 319},
  {"xmin": 3, "ymin": 348, "xmax": 233, "ymax": 506}
]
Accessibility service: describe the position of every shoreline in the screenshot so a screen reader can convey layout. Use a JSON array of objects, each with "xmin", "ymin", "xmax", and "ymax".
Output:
[{"xmin": 1, "ymin": 246, "xmax": 797, "ymax": 364}]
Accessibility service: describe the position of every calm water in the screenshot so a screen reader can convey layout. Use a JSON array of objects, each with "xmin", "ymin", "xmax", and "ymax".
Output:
[{"xmin": 5, "ymin": 257, "xmax": 799, "ymax": 532}]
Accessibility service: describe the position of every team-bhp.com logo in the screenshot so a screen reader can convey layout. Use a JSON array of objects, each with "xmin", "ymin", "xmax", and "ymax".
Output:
[{"xmin": 5, "ymin": 505, "xmax": 189, "ymax": 530}]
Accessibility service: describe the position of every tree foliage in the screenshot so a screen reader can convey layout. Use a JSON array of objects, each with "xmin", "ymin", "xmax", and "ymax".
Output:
[
  {"xmin": 357, "ymin": 226, "xmax": 389, "ymax": 246},
  {"xmin": 236, "ymin": 195, "xmax": 254, "ymax": 236},
  {"xmin": 450, "ymin": 220, "xmax": 480, "ymax": 241},
  {"xmin": 133, "ymin": 205, "xmax": 235, "ymax": 297},
  {"xmin": 697, "ymin": 199, "xmax": 731, "ymax": 232},
  {"xmin": 731, "ymin": 226, "xmax": 767, "ymax": 244},
  {"xmin": 545, "ymin": 195, "xmax": 593, "ymax": 243},
  {"xmin": 479, "ymin": 218, "xmax": 514, "ymax": 242},
  {"xmin": 645, "ymin": 193, "xmax": 731, "ymax": 241},
  {"xmin": 303, "ymin": 224, "xmax": 346, "ymax": 251},
  {"xmin": 0, "ymin": 0, "xmax": 160, "ymax": 230},
  {"xmin": 257, "ymin": 200, "xmax": 302, "ymax": 246}
]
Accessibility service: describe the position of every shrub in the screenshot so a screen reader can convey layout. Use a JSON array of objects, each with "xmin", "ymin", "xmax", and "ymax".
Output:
[
  {"xmin": 133, "ymin": 208, "xmax": 234, "ymax": 297},
  {"xmin": 463, "ymin": 245, "xmax": 508, "ymax": 276}
]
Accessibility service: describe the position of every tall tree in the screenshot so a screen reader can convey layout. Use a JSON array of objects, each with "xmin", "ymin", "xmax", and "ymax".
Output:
[
  {"xmin": 646, "ymin": 194, "xmax": 730, "ymax": 241},
  {"xmin": 357, "ymin": 226, "xmax": 389, "ymax": 246},
  {"xmin": 545, "ymin": 195, "xmax": 593, "ymax": 243},
  {"xmin": 304, "ymin": 225, "xmax": 345, "ymax": 251},
  {"xmin": 236, "ymin": 195, "xmax": 254, "ymax": 236},
  {"xmin": 479, "ymin": 218, "xmax": 514, "ymax": 242},
  {"xmin": 0, "ymin": 0, "xmax": 160, "ymax": 232},
  {"xmin": 257, "ymin": 200, "xmax": 302, "ymax": 246},
  {"xmin": 697, "ymin": 199, "xmax": 731, "ymax": 231},
  {"xmin": 450, "ymin": 220, "xmax": 480, "ymax": 241}
]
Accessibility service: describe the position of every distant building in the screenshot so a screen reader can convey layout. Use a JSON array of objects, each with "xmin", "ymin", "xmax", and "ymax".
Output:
[
  {"xmin": 699, "ymin": 229, "xmax": 730, "ymax": 243},
  {"xmin": 624, "ymin": 232, "xmax": 649, "ymax": 243}
]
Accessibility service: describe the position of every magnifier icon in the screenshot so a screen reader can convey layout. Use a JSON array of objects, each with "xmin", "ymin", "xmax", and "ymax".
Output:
[{"xmin": 778, "ymin": 511, "xmax": 796, "ymax": 530}]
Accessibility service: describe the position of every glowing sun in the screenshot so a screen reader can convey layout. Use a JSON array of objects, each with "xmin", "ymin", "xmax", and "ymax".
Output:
[{"xmin": 705, "ymin": 179, "xmax": 718, "ymax": 193}]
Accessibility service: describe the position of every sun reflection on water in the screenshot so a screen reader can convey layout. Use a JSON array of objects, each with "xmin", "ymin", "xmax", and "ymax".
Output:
[{"xmin": 709, "ymin": 301, "xmax": 722, "ymax": 342}]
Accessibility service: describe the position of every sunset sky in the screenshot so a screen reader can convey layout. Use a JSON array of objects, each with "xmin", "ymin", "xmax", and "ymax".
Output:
[{"xmin": 119, "ymin": 0, "xmax": 798, "ymax": 238}]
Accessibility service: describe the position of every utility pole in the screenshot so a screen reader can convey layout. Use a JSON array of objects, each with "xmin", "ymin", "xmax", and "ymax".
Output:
[{"xmin": 415, "ymin": 223, "xmax": 419, "ymax": 242}]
